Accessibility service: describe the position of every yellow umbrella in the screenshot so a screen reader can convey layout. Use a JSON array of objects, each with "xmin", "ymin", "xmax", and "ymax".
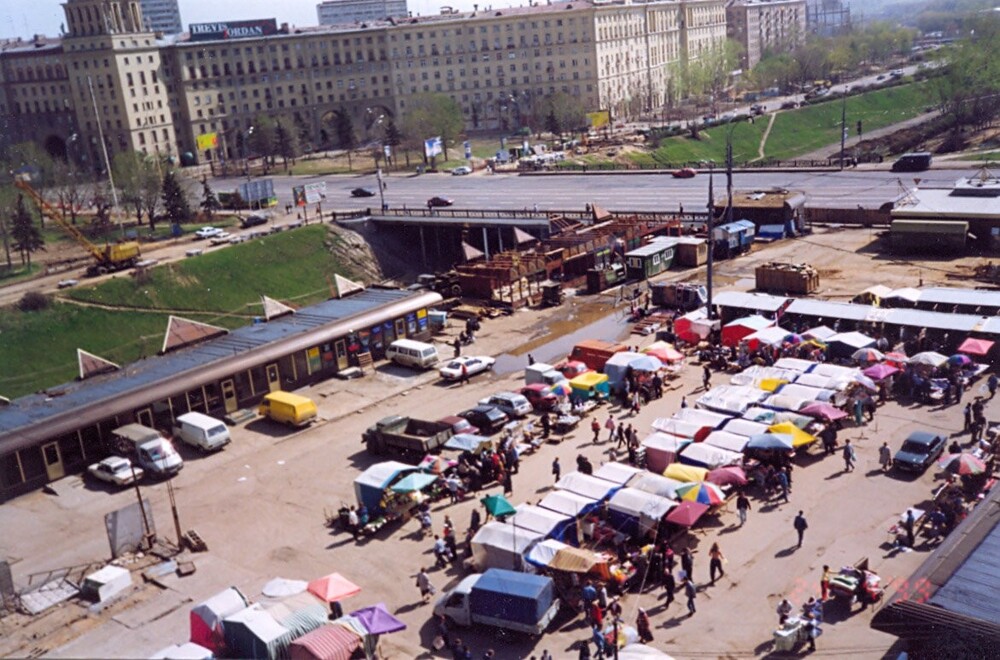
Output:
[
  {"xmin": 759, "ymin": 378, "xmax": 789, "ymax": 393},
  {"xmin": 663, "ymin": 463, "xmax": 708, "ymax": 482},
  {"xmin": 768, "ymin": 421, "xmax": 815, "ymax": 447}
]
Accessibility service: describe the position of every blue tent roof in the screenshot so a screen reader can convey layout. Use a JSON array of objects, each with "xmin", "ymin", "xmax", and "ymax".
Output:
[{"xmin": 476, "ymin": 568, "xmax": 551, "ymax": 600}]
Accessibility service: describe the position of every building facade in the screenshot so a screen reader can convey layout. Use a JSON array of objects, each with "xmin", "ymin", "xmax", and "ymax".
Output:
[
  {"xmin": 0, "ymin": 0, "xmax": 727, "ymax": 166},
  {"xmin": 140, "ymin": 0, "xmax": 183, "ymax": 34},
  {"xmin": 317, "ymin": 0, "xmax": 409, "ymax": 26},
  {"xmin": 726, "ymin": 0, "xmax": 806, "ymax": 71}
]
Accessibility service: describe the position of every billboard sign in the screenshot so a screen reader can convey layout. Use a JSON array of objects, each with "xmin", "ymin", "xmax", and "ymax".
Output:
[
  {"xmin": 189, "ymin": 19, "xmax": 278, "ymax": 42},
  {"xmin": 294, "ymin": 181, "xmax": 327, "ymax": 206},
  {"xmin": 195, "ymin": 132, "xmax": 218, "ymax": 151},
  {"xmin": 239, "ymin": 178, "xmax": 275, "ymax": 204},
  {"xmin": 464, "ymin": 140, "xmax": 472, "ymax": 160},
  {"xmin": 424, "ymin": 136, "xmax": 442, "ymax": 159}
]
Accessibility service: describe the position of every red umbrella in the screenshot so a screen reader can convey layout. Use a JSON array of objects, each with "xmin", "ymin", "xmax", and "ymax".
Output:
[
  {"xmin": 307, "ymin": 573, "xmax": 362, "ymax": 603},
  {"xmin": 665, "ymin": 501, "xmax": 710, "ymax": 527},
  {"xmin": 958, "ymin": 337, "xmax": 994, "ymax": 356},
  {"xmin": 799, "ymin": 401, "xmax": 848, "ymax": 422},
  {"xmin": 938, "ymin": 453, "xmax": 987, "ymax": 476},
  {"xmin": 706, "ymin": 466, "xmax": 748, "ymax": 487},
  {"xmin": 884, "ymin": 351, "xmax": 908, "ymax": 364}
]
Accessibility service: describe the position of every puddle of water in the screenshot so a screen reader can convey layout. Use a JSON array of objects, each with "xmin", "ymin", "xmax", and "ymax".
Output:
[{"xmin": 493, "ymin": 301, "xmax": 635, "ymax": 375}]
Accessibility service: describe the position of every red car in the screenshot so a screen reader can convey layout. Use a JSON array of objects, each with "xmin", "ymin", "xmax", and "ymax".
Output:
[
  {"xmin": 438, "ymin": 415, "xmax": 480, "ymax": 436},
  {"xmin": 519, "ymin": 384, "xmax": 559, "ymax": 411},
  {"xmin": 672, "ymin": 167, "xmax": 697, "ymax": 179}
]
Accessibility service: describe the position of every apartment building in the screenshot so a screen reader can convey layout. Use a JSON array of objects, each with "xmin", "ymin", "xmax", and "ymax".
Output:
[
  {"xmin": 726, "ymin": 0, "xmax": 806, "ymax": 70},
  {"xmin": 317, "ymin": 0, "xmax": 409, "ymax": 26},
  {"xmin": 140, "ymin": 0, "xmax": 183, "ymax": 34},
  {"xmin": 1, "ymin": 0, "xmax": 727, "ymax": 167}
]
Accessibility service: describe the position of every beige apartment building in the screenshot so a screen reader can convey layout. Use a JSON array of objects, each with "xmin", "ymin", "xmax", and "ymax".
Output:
[
  {"xmin": 726, "ymin": 0, "xmax": 806, "ymax": 71},
  {"xmin": 0, "ymin": 0, "xmax": 726, "ymax": 167}
]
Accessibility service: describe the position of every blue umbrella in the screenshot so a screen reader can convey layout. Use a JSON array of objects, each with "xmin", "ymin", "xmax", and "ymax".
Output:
[
  {"xmin": 390, "ymin": 472, "xmax": 438, "ymax": 493},
  {"xmin": 746, "ymin": 433, "xmax": 794, "ymax": 451},
  {"xmin": 628, "ymin": 355, "xmax": 664, "ymax": 372},
  {"xmin": 948, "ymin": 354, "xmax": 972, "ymax": 367}
]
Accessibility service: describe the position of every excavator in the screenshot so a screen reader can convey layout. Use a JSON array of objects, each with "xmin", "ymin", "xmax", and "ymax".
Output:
[{"xmin": 13, "ymin": 175, "xmax": 141, "ymax": 276}]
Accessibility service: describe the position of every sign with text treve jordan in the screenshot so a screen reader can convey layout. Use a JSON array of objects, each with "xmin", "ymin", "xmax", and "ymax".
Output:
[{"xmin": 189, "ymin": 19, "xmax": 279, "ymax": 42}]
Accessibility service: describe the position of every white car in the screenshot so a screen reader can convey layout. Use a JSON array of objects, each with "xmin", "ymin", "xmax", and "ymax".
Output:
[
  {"xmin": 88, "ymin": 456, "xmax": 144, "ymax": 486},
  {"xmin": 195, "ymin": 226, "xmax": 223, "ymax": 239},
  {"xmin": 209, "ymin": 232, "xmax": 232, "ymax": 245},
  {"xmin": 452, "ymin": 166, "xmax": 472, "ymax": 176},
  {"xmin": 478, "ymin": 392, "xmax": 533, "ymax": 418},
  {"xmin": 439, "ymin": 355, "xmax": 496, "ymax": 381}
]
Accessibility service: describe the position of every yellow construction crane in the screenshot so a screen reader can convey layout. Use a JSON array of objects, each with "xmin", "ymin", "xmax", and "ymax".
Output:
[{"xmin": 13, "ymin": 175, "xmax": 141, "ymax": 276}]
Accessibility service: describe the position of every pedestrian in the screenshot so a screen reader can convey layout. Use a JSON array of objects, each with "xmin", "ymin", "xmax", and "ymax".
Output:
[
  {"xmin": 616, "ymin": 424, "xmax": 626, "ymax": 449},
  {"xmin": 708, "ymin": 542, "xmax": 725, "ymax": 584},
  {"xmin": 578, "ymin": 640, "xmax": 591, "ymax": 660},
  {"xmin": 663, "ymin": 569, "xmax": 676, "ymax": 606},
  {"xmin": 417, "ymin": 567, "xmax": 435, "ymax": 602},
  {"xmin": 878, "ymin": 442, "xmax": 892, "ymax": 472},
  {"xmin": 552, "ymin": 457, "xmax": 561, "ymax": 482},
  {"xmin": 903, "ymin": 508, "xmax": 916, "ymax": 548},
  {"xmin": 589, "ymin": 625, "xmax": 605, "ymax": 659},
  {"xmin": 702, "ymin": 364, "xmax": 712, "ymax": 390},
  {"xmin": 989, "ymin": 373, "xmax": 998, "ymax": 399},
  {"xmin": 460, "ymin": 363, "xmax": 469, "ymax": 386},
  {"xmin": 636, "ymin": 608, "xmax": 653, "ymax": 643},
  {"xmin": 794, "ymin": 510, "xmax": 808, "ymax": 548},
  {"xmin": 607, "ymin": 596, "xmax": 622, "ymax": 621},
  {"xmin": 681, "ymin": 395, "xmax": 688, "ymax": 408},
  {"xmin": 502, "ymin": 470, "xmax": 513, "ymax": 496},
  {"xmin": 347, "ymin": 505, "xmax": 360, "ymax": 539},
  {"xmin": 591, "ymin": 418, "xmax": 601, "ymax": 443},
  {"xmin": 821, "ymin": 565, "xmax": 832, "ymax": 601},
  {"xmin": 843, "ymin": 439, "xmax": 856, "ymax": 472},
  {"xmin": 853, "ymin": 397, "xmax": 864, "ymax": 425},
  {"xmin": 541, "ymin": 412, "xmax": 551, "ymax": 438},
  {"xmin": 527, "ymin": 353, "xmax": 535, "ymax": 366},
  {"xmin": 589, "ymin": 601, "xmax": 603, "ymax": 628},
  {"xmin": 680, "ymin": 547, "xmax": 694, "ymax": 581},
  {"xmin": 630, "ymin": 391, "xmax": 641, "ymax": 415},
  {"xmin": 777, "ymin": 598, "xmax": 793, "ymax": 624},
  {"xmin": 605, "ymin": 414, "xmax": 616, "ymax": 442},
  {"xmin": 776, "ymin": 468, "xmax": 789, "ymax": 502},
  {"xmin": 683, "ymin": 577, "xmax": 697, "ymax": 615},
  {"xmin": 470, "ymin": 508, "xmax": 481, "ymax": 533},
  {"xmin": 964, "ymin": 402, "xmax": 972, "ymax": 432},
  {"xmin": 433, "ymin": 535, "xmax": 450, "ymax": 567},
  {"xmin": 453, "ymin": 337, "xmax": 461, "ymax": 358},
  {"xmin": 736, "ymin": 491, "xmax": 751, "ymax": 526},
  {"xmin": 597, "ymin": 583, "xmax": 609, "ymax": 610},
  {"xmin": 804, "ymin": 613, "xmax": 818, "ymax": 651}
]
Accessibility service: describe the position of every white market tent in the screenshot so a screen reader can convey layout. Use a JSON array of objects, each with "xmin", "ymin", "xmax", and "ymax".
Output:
[
  {"xmin": 608, "ymin": 488, "xmax": 677, "ymax": 535},
  {"xmin": 810, "ymin": 363, "xmax": 861, "ymax": 380},
  {"xmin": 696, "ymin": 385, "xmax": 769, "ymax": 414},
  {"xmin": 703, "ymin": 430, "xmax": 750, "ymax": 453},
  {"xmin": 641, "ymin": 432, "xmax": 691, "ymax": 473},
  {"xmin": 650, "ymin": 418, "xmax": 709, "ymax": 440},
  {"xmin": 776, "ymin": 383, "xmax": 836, "ymax": 402},
  {"xmin": 746, "ymin": 325, "xmax": 793, "ymax": 347},
  {"xmin": 720, "ymin": 418, "xmax": 770, "ymax": 437},
  {"xmin": 674, "ymin": 408, "xmax": 733, "ymax": 428},
  {"xmin": 630, "ymin": 472, "xmax": 684, "ymax": 500},
  {"xmin": 471, "ymin": 521, "xmax": 545, "ymax": 571},
  {"xmin": 803, "ymin": 326, "xmax": 836, "ymax": 341},
  {"xmin": 773, "ymin": 357, "xmax": 816, "ymax": 373},
  {"xmin": 510, "ymin": 504, "xmax": 573, "ymax": 538},
  {"xmin": 538, "ymin": 489, "xmax": 600, "ymax": 518},
  {"xmin": 762, "ymin": 393, "xmax": 811, "ymax": 412},
  {"xmin": 730, "ymin": 365, "xmax": 800, "ymax": 388},
  {"xmin": 593, "ymin": 462, "xmax": 642, "ymax": 486},
  {"xmin": 678, "ymin": 442, "xmax": 743, "ymax": 469},
  {"xmin": 793, "ymin": 371, "xmax": 851, "ymax": 391},
  {"xmin": 555, "ymin": 472, "xmax": 621, "ymax": 501}
]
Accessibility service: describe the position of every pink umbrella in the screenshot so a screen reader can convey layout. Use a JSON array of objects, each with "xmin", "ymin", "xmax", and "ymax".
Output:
[
  {"xmin": 307, "ymin": 573, "xmax": 362, "ymax": 603},
  {"xmin": 665, "ymin": 501, "xmax": 710, "ymax": 527},
  {"xmin": 799, "ymin": 401, "xmax": 848, "ymax": 422},
  {"xmin": 706, "ymin": 465, "xmax": 748, "ymax": 487},
  {"xmin": 958, "ymin": 337, "xmax": 994, "ymax": 356},
  {"xmin": 863, "ymin": 363, "xmax": 899, "ymax": 381}
]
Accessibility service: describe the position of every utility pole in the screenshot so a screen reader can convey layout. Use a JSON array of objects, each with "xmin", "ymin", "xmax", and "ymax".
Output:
[
  {"xmin": 88, "ymin": 75, "xmax": 121, "ymax": 236},
  {"xmin": 840, "ymin": 90, "xmax": 847, "ymax": 171},
  {"xmin": 726, "ymin": 141, "xmax": 734, "ymax": 229},
  {"xmin": 706, "ymin": 163, "xmax": 715, "ymax": 320}
]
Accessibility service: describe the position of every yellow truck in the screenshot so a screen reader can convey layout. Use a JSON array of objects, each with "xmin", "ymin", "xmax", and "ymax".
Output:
[{"xmin": 258, "ymin": 391, "xmax": 318, "ymax": 427}]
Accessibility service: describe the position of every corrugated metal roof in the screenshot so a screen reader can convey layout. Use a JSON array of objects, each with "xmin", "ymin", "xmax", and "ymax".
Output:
[
  {"xmin": 892, "ymin": 188, "xmax": 1000, "ymax": 219},
  {"xmin": 625, "ymin": 242, "xmax": 674, "ymax": 258},
  {"xmin": 884, "ymin": 308, "xmax": 984, "ymax": 332},
  {"xmin": 916, "ymin": 287, "xmax": 1000, "ymax": 309},
  {"xmin": 931, "ymin": 522, "xmax": 1000, "ymax": 623},
  {"xmin": 891, "ymin": 220, "xmax": 968, "ymax": 234},
  {"xmin": 784, "ymin": 299, "xmax": 873, "ymax": 321},
  {"xmin": 713, "ymin": 291, "xmax": 788, "ymax": 312},
  {"xmin": 0, "ymin": 289, "xmax": 424, "ymax": 438}
]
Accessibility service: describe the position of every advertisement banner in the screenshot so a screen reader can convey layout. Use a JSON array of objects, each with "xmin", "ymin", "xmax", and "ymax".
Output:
[
  {"xmin": 464, "ymin": 140, "xmax": 472, "ymax": 160},
  {"xmin": 189, "ymin": 19, "xmax": 278, "ymax": 42},
  {"xmin": 196, "ymin": 132, "xmax": 218, "ymax": 151},
  {"xmin": 424, "ymin": 136, "xmax": 443, "ymax": 159},
  {"xmin": 587, "ymin": 110, "xmax": 610, "ymax": 129}
]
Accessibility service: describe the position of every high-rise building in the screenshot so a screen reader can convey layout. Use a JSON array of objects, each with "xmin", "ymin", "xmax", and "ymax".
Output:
[
  {"xmin": 317, "ymin": 0, "xmax": 408, "ymax": 26},
  {"xmin": 806, "ymin": 0, "xmax": 850, "ymax": 37},
  {"xmin": 139, "ymin": 0, "xmax": 183, "ymax": 34},
  {"xmin": 727, "ymin": 0, "xmax": 806, "ymax": 71}
]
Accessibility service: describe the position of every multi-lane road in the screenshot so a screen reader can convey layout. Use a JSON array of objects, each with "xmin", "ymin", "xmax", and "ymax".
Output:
[{"xmin": 213, "ymin": 166, "xmax": 977, "ymax": 215}]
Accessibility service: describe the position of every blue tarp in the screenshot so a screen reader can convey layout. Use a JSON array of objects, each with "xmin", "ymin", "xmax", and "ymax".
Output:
[
  {"xmin": 470, "ymin": 569, "xmax": 555, "ymax": 627},
  {"xmin": 353, "ymin": 461, "xmax": 417, "ymax": 514}
]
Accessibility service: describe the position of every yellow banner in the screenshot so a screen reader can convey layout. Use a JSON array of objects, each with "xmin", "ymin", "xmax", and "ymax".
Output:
[
  {"xmin": 196, "ymin": 132, "xmax": 219, "ymax": 151},
  {"xmin": 587, "ymin": 111, "xmax": 610, "ymax": 129}
]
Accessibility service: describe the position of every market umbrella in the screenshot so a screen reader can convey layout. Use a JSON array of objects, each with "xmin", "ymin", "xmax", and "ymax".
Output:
[
  {"xmin": 799, "ymin": 401, "xmax": 848, "ymax": 422},
  {"xmin": 958, "ymin": 337, "xmax": 994, "ymax": 356},
  {"xmin": 390, "ymin": 472, "xmax": 438, "ymax": 493},
  {"xmin": 307, "ymin": 573, "xmax": 362, "ymax": 603},
  {"xmin": 349, "ymin": 602, "xmax": 406, "ymax": 635},
  {"xmin": 938, "ymin": 452, "xmax": 987, "ymax": 476},
  {"xmin": 629, "ymin": 354, "xmax": 664, "ymax": 372},
  {"xmin": 768, "ymin": 422, "xmax": 815, "ymax": 447},
  {"xmin": 549, "ymin": 381, "xmax": 572, "ymax": 397},
  {"xmin": 884, "ymin": 351, "xmax": 908, "ymax": 364},
  {"xmin": 706, "ymin": 465, "xmax": 749, "ymax": 487},
  {"xmin": 852, "ymin": 372, "xmax": 878, "ymax": 391},
  {"xmin": 481, "ymin": 493, "xmax": 517, "ymax": 518},
  {"xmin": 863, "ymin": 363, "xmax": 899, "ymax": 381},
  {"xmin": 676, "ymin": 481, "xmax": 726, "ymax": 505},
  {"xmin": 948, "ymin": 354, "xmax": 972, "ymax": 367},
  {"xmin": 908, "ymin": 351, "xmax": 948, "ymax": 368},
  {"xmin": 261, "ymin": 578, "xmax": 308, "ymax": 598},
  {"xmin": 644, "ymin": 342, "xmax": 684, "ymax": 363},
  {"xmin": 784, "ymin": 333, "xmax": 804, "ymax": 345},
  {"xmin": 418, "ymin": 454, "xmax": 455, "ymax": 475},
  {"xmin": 851, "ymin": 347, "xmax": 885, "ymax": 363},
  {"xmin": 665, "ymin": 501, "xmax": 710, "ymax": 527},
  {"xmin": 663, "ymin": 463, "xmax": 708, "ymax": 482},
  {"xmin": 746, "ymin": 433, "xmax": 794, "ymax": 451}
]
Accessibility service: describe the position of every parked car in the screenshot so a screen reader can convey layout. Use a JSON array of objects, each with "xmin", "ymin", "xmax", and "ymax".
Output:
[
  {"xmin": 195, "ymin": 226, "xmax": 223, "ymax": 239},
  {"xmin": 351, "ymin": 187, "xmax": 377, "ymax": 198},
  {"xmin": 672, "ymin": 167, "xmax": 697, "ymax": 179},
  {"xmin": 209, "ymin": 232, "xmax": 232, "ymax": 245},
  {"xmin": 427, "ymin": 196, "xmax": 454, "ymax": 208},
  {"xmin": 88, "ymin": 456, "xmax": 144, "ymax": 486},
  {"xmin": 780, "ymin": 101, "xmax": 798, "ymax": 110},
  {"xmin": 241, "ymin": 214, "xmax": 269, "ymax": 229},
  {"xmin": 438, "ymin": 415, "xmax": 480, "ymax": 436},
  {"xmin": 439, "ymin": 355, "xmax": 496, "ymax": 381},
  {"xmin": 452, "ymin": 166, "xmax": 472, "ymax": 175},
  {"xmin": 893, "ymin": 431, "xmax": 946, "ymax": 473},
  {"xmin": 478, "ymin": 392, "xmax": 533, "ymax": 419},
  {"xmin": 459, "ymin": 405, "xmax": 509, "ymax": 435},
  {"xmin": 519, "ymin": 384, "xmax": 559, "ymax": 411}
]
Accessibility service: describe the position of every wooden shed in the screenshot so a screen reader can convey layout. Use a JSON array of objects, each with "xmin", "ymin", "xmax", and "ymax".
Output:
[{"xmin": 624, "ymin": 242, "xmax": 675, "ymax": 280}]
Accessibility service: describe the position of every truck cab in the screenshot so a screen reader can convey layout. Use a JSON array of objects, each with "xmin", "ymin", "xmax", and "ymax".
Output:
[
  {"xmin": 434, "ymin": 574, "xmax": 479, "ymax": 626},
  {"xmin": 111, "ymin": 424, "xmax": 183, "ymax": 478}
]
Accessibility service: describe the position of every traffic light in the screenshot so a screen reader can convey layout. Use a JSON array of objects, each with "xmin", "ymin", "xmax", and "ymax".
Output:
[{"xmin": 857, "ymin": 120, "xmax": 863, "ymax": 136}]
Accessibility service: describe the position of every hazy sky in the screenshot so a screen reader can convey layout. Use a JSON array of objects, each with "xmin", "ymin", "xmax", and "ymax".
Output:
[{"xmin": 1, "ymin": 0, "xmax": 516, "ymax": 40}]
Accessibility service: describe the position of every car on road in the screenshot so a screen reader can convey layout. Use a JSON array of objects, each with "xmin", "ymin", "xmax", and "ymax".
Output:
[
  {"xmin": 780, "ymin": 101, "xmax": 798, "ymax": 110},
  {"xmin": 241, "ymin": 213, "xmax": 269, "ymax": 229},
  {"xmin": 351, "ymin": 187, "xmax": 377, "ymax": 198},
  {"xmin": 88, "ymin": 456, "xmax": 143, "ymax": 486},
  {"xmin": 438, "ymin": 415, "xmax": 480, "ymax": 436},
  {"xmin": 209, "ymin": 232, "xmax": 232, "ymax": 245},
  {"xmin": 519, "ymin": 384, "xmax": 559, "ymax": 411},
  {"xmin": 427, "ymin": 196, "xmax": 454, "ymax": 207},
  {"xmin": 479, "ymin": 392, "xmax": 533, "ymax": 419},
  {"xmin": 195, "ymin": 226, "xmax": 224, "ymax": 239},
  {"xmin": 876, "ymin": 74, "xmax": 887, "ymax": 81},
  {"xmin": 452, "ymin": 166, "xmax": 472, "ymax": 175},
  {"xmin": 439, "ymin": 355, "xmax": 496, "ymax": 381},
  {"xmin": 672, "ymin": 167, "xmax": 697, "ymax": 179},
  {"xmin": 893, "ymin": 431, "xmax": 946, "ymax": 473},
  {"xmin": 459, "ymin": 405, "xmax": 509, "ymax": 435}
]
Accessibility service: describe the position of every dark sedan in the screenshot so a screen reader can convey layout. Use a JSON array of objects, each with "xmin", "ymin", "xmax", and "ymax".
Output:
[
  {"xmin": 351, "ymin": 187, "xmax": 377, "ymax": 198},
  {"xmin": 893, "ymin": 431, "xmax": 946, "ymax": 473},
  {"xmin": 458, "ymin": 405, "xmax": 508, "ymax": 435},
  {"xmin": 427, "ymin": 196, "xmax": 454, "ymax": 208}
]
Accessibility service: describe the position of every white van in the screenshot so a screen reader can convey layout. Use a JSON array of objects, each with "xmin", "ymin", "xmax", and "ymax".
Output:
[
  {"xmin": 524, "ymin": 362, "xmax": 566, "ymax": 387},
  {"xmin": 173, "ymin": 412, "xmax": 231, "ymax": 452},
  {"xmin": 386, "ymin": 339, "xmax": 439, "ymax": 369},
  {"xmin": 111, "ymin": 424, "xmax": 184, "ymax": 477}
]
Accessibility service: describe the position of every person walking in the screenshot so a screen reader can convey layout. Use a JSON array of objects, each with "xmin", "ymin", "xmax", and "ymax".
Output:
[
  {"xmin": 502, "ymin": 470, "xmax": 513, "ymax": 496},
  {"xmin": 878, "ymin": 442, "xmax": 892, "ymax": 472},
  {"xmin": 903, "ymin": 508, "xmax": 916, "ymax": 548},
  {"xmin": 663, "ymin": 569, "xmax": 676, "ymax": 607},
  {"xmin": 964, "ymin": 403, "xmax": 973, "ymax": 433},
  {"xmin": 469, "ymin": 508, "xmax": 481, "ymax": 534},
  {"xmin": 541, "ymin": 412, "xmax": 551, "ymax": 439},
  {"xmin": 821, "ymin": 565, "xmax": 832, "ymax": 601},
  {"xmin": 702, "ymin": 364, "xmax": 712, "ymax": 391},
  {"xmin": 777, "ymin": 598, "xmax": 793, "ymax": 624},
  {"xmin": 416, "ymin": 567, "xmax": 435, "ymax": 602},
  {"xmin": 605, "ymin": 415, "xmax": 616, "ymax": 442},
  {"xmin": 708, "ymin": 542, "xmax": 725, "ymax": 584},
  {"xmin": 591, "ymin": 418, "xmax": 601, "ymax": 443},
  {"xmin": 460, "ymin": 363, "xmax": 469, "ymax": 386},
  {"xmin": 776, "ymin": 469, "xmax": 790, "ymax": 503},
  {"xmin": 552, "ymin": 457, "xmax": 561, "ymax": 483},
  {"xmin": 843, "ymin": 439, "xmax": 856, "ymax": 472},
  {"xmin": 681, "ymin": 395, "xmax": 688, "ymax": 409},
  {"xmin": 636, "ymin": 608, "xmax": 653, "ymax": 643},
  {"xmin": 453, "ymin": 337, "xmax": 461, "ymax": 358},
  {"xmin": 989, "ymin": 373, "xmax": 998, "ymax": 399},
  {"xmin": 680, "ymin": 547, "xmax": 694, "ymax": 581},
  {"xmin": 794, "ymin": 511, "xmax": 808, "ymax": 548},
  {"xmin": 736, "ymin": 491, "xmax": 751, "ymax": 526},
  {"xmin": 683, "ymin": 577, "xmax": 697, "ymax": 616}
]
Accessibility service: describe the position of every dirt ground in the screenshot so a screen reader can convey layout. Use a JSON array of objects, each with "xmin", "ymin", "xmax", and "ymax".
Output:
[{"xmin": 0, "ymin": 226, "xmax": 989, "ymax": 659}]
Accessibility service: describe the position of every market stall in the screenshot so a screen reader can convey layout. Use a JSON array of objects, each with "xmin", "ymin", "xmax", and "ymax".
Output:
[
  {"xmin": 510, "ymin": 503, "xmax": 578, "ymax": 545},
  {"xmin": 608, "ymin": 487, "xmax": 677, "ymax": 537},
  {"xmin": 352, "ymin": 461, "xmax": 419, "ymax": 516},
  {"xmin": 569, "ymin": 372, "xmax": 611, "ymax": 403},
  {"xmin": 641, "ymin": 432, "xmax": 692, "ymax": 473},
  {"xmin": 593, "ymin": 462, "xmax": 642, "ymax": 486},
  {"xmin": 730, "ymin": 365, "xmax": 800, "ymax": 389},
  {"xmin": 663, "ymin": 463, "xmax": 708, "ymax": 482},
  {"xmin": 526, "ymin": 539, "xmax": 610, "ymax": 579},
  {"xmin": 443, "ymin": 433, "xmax": 493, "ymax": 455},
  {"xmin": 775, "ymin": 383, "xmax": 837, "ymax": 403},
  {"xmin": 288, "ymin": 622, "xmax": 365, "ymax": 660},
  {"xmin": 722, "ymin": 315, "xmax": 774, "ymax": 348},
  {"xmin": 630, "ymin": 472, "xmax": 685, "ymax": 500},
  {"xmin": 190, "ymin": 586, "xmax": 250, "ymax": 654},
  {"xmin": 696, "ymin": 385, "xmax": 769, "ymax": 415},
  {"xmin": 222, "ymin": 605, "xmax": 294, "ymax": 660},
  {"xmin": 470, "ymin": 520, "xmax": 545, "ymax": 571},
  {"xmin": 650, "ymin": 418, "xmax": 713, "ymax": 442},
  {"xmin": 674, "ymin": 407, "xmax": 734, "ymax": 428},
  {"xmin": 826, "ymin": 331, "xmax": 876, "ymax": 360},
  {"xmin": 719, "ymin": 418, "xmax": 770, "ymax": 438},
  {"xmin": 773, "ymin": 357, "xmax": 817, "ymax": 373},
  {"xmin": 556, "ymin": 472, "xmax": 621, "ymax": 502},
  {"xmin": 702, "ymin": 430, "xmax": 751, "ymax": 454},
  {"xmin": 678, "ymin": 442, "xmax": 743, "ymax": 469},
  {"xmin": 538, "ymin": 489, "xmax": 601, "ymax": 519}
]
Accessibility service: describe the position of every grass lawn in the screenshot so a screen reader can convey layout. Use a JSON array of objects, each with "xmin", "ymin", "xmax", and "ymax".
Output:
[
  {"xmin": 0, "ymin": 262, "xmax": 41, "ymax": 285},
  {"xmin": 969, "ymin": 151, "xmax": 1000, "ymax": 161},
  {"xmin": 66, "ymin": 224, "xmax": 351, "ymax": 315}
]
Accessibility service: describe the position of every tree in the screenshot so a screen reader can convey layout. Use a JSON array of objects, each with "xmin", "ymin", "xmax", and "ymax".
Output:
[
  {"xmin": 935, "ymin": 16, "xmax": 1000, "ymax": 131},
  {"xmin": 113, "ymin": 151, "xmax": 161, "ymax": 228},
  {"xmin": 333, "ymin": 108, "xmax": 358, "ymax": 170},
  {"xmin": 91, "ymin": 182, "xmax": 114, "ymax": 239},
  {"xmin": 248, "ymin": 115, "xmax": 278, "ymax": 172},
  {"xmin": 9, "ymin": 194, "xmax": 44, "ymax": 267},
  {"xmin": 399, "ymin": 94, "xmax": 464, "ymax": 160},
  {"xmin": 200, "ymin": 178, "xmax": 221, "ymax": 218},
  {"xmin": 161, "ymin": 170, "xmax": 191, "ymax": 224},
  {"xmin": 274, "ymin": 120, "xmax": 301, "ymax": 170},
  {"xmin": 384, "ymin": 119, "xmax": 403, "ymax": 168},
  {"xmin": 50, "ymin": 159, "xmax": 88, "ymax": 226},
  {"xmin": 537, "ymin": 92, "xmax": 587, "ymax": 138}
]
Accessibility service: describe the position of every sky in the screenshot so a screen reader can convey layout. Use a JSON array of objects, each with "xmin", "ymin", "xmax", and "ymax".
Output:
[{"xmin": 1, "ymin": 0, "xmax": 519, "ymax": 40}]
